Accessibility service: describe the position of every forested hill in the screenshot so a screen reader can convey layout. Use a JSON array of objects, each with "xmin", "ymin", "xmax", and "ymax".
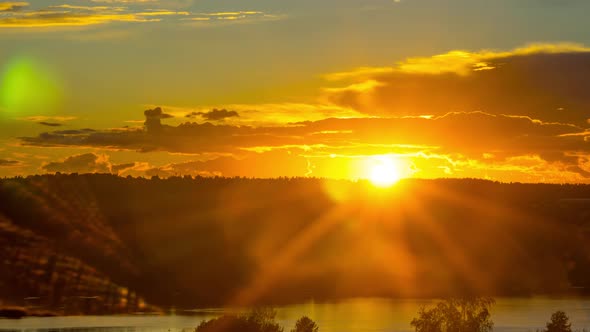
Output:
[{"xmin": 1, "ymin": 174, "xmax": 590, "ymax": 314}]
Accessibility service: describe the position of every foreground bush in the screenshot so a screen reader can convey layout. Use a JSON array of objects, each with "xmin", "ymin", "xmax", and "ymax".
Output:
[
  {"xmin": 196, "ymin": 308, "xmax": 319, "ymax": 332},
  {"xmin": 195, "ymin": 308, "xmax": 283, "ymax": 332},
  {"xmin": 411, "ymin": 297, "xmax": 495, "ymax": 332}
]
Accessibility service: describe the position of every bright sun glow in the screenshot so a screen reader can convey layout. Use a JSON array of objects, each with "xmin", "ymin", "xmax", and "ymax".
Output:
[{"xmin": 368, "ymin": 156, "xmax": 402, "ymax": 187}]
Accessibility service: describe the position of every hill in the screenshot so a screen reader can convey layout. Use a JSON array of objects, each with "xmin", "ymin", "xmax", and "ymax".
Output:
[{"xmin": 1, "ymin": 174, "xmax": 590, "ymax": 314}]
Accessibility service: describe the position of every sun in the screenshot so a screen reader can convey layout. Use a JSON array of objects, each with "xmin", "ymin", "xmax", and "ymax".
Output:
[{"xmin": 368, "ymin": 156, "xmax": 402, "ymax": 187}]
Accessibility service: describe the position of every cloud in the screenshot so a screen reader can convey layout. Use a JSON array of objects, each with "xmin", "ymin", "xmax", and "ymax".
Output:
[
  {"xmin": 51, "ymin": 128, "xmax": 96, "ymax": 135},
  {"xmin": 184, "ymin": 11, "xmax": 285, "ymax": 26},
  {"xmin": 0, "ymin": 12, "xmax": 155, "ymax": 28},
  {"xmin": 49, "ymin": 4, "xmax": 126, "ymax": 12},
  {"xmin": 0, "ymin": 1, "xmax": 28, "ymax": 12},
  {"xmin": 20, "ymin": 115, "xmax": 77, "ymax": 122},
  {"xmin": 38, "ymin": 121, "xmax": 63, "ymax": 127},
  {"xmin": 154, "ymin": 103, "xmax": 363, "ymax": 126},
  {"xmin": 22, "ymin": 109, "xmax": 586, "ymax": 155},
  {"xmin": 0, "ymin": 3, "xmax": 190, "ymax": 28},
  {"xmin": 144, "ymin": 106, "xmax": 173, "ymax": 119},
  {"xmin": 19, "ymin": 107, "xmax": 590, "ymax": 182},
  {"xmin": 42, "ymin": 153, "xmax": 112, "ymax": 174},
  {"xmin": 0, "ymin": 4, "xmax": 283, "ymax": 29},
  {"xmin": 0, "ymin": 159, "xmax": 20, "ymax": 167},
  {"xmin": 144, "ymin": 106, "xmax": 173, "ymax": 133},
  {"xmin": 111, "ymin": 162, "xmax": 136, "ymax": 173},
  {"xmin": 136, "ymin": 10, "xmax": 189, "ymax": 16},
  {"xmin": 91, "ymin": 0, "xmax": 157, "ymax": 3},
  {"xmin": 323, "ymin": 43, "xmax": 590, "ymax": 126},
  {"xmin": 40, "ymin": 153, "xmax": 135, "ymax": 175},
  {"xmin": 186, "ymin": 108, "xmax": 239, "ymax": 121},
  {"xmin": 89, "ymin": 0, "xmax": 198, "ymax": 10},
  {"xmin": 323, "ymin": 67, "xmax": 395, "ymax": 81},
  {"xmin": 12, "ymin": 42, "xmax": 590, "ymax": 182},
  {"xmin": 394, "ymin": 43, "xmax": 590, "ymax": 75}
]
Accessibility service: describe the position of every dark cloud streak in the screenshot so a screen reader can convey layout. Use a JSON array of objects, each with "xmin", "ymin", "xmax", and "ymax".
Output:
[
  {"xmin": 38, "ymin": 121, "xmax": 63, "ymax": 127},
  {"xmin": 0, "ymin": 159, "xmax": 20, "ymax": 167},
  {"xmin": 186, "ymin": 109, "xmax": 240, "ymax": 121},
  {"xmin": 42, "ymin": 153, "xmax": 113, "ymax": 174}
]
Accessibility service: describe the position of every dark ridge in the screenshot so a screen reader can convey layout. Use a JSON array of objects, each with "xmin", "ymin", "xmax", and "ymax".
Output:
[{"xmin": 1, "ymin": 174, "xmax": 590, "ymax": 314}]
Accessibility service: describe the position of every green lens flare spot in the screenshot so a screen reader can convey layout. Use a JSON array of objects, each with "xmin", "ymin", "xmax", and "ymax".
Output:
[{"xmin": 0, "ymin": 57, "xmax": 64, "ymax": 117}]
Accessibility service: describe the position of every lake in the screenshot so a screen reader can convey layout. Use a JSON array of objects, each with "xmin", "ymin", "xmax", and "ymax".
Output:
[{"xmin": 2, "ymin": 297, "xmax": 590, "ymax": 332}]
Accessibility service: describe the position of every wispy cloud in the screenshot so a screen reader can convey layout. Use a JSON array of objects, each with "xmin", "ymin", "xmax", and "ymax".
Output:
[
  {"xmin": 149, "ymin": 103, "xmax": 364, "ymax": 126},
  {"xmin": 0, "ymin": 158, "xmax": 21, "ymax": 167},
  {"xmin": 0, "ymin": 2, "xmax": 281, "ymax": 29},
  {"xmin": 184, "ymin": 11, "xmax": 285, "ymax": 26},
  {"xmin": 91, "ymin": 0, "xmax": 156, "ymax": 2},
  {"xmin": 136, "ymin": 9, "xmax": 189, "ymax": 16},
  {"xmin": 49, "ymin": 4, "xmax": 125, "ymax": 12},
  {"xmin": 0, "ymin": 11, "xmax": 155, "ymax": 28},
  {"xmin": 0, "ymin": 1, "xmax": 28, "ymax": 12},
  {"xmin": 19, "ymin": 116, "xmax": 77, "ymax": 122},
  {"xmin": 325, "ymin": 43, "xmax": 590, "ymax": 80},
  {"xmin": 323, "ymin": 67, "xmax": 395, "ymax": 81},
  {"xmin": 186, "ymin": 109, "xmax": 240, "ymax": 121},
  {"xmin": 0, "ymin": 3, "xmax": 191, "ymax": 28},
  {"xmin": 38, "ymin": 122, "xmax": 63, "ymax": 127}
]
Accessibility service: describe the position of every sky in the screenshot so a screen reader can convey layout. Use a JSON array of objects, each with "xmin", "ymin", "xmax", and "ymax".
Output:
[{"xmin": 1, "ymin": 0, "xmax": 590, "ymax": 182}]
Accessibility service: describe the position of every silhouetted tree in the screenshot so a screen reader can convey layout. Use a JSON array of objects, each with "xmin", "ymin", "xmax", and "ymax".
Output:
[
  {"xmin": 411, "ymin": 297, "xmax": 494, "ymax": 332},
  {"xmin": 291, "ymin": 316, "xmax": 319, "ymax": 332},
  {"xmin": 249, "ymin": 308, "xmax": 283, "ymax": 332},
  {"xmin": 195, "ymin": 308, "xmax": 283, "ymax": 332},
  {"xmin": 545, "ymin": 311, "xmax": 572, "ymax": 332}
]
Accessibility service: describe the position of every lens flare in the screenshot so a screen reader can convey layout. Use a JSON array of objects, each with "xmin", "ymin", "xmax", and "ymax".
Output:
[{"xmin": 0, "ymin": 57, "xmax": 64, "ymax": 117}]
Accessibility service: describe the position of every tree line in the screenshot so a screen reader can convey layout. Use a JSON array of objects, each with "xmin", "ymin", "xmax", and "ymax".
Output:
[{"xmin": 195, "ymin": 299, "xmax": 584, "ymax": 332}]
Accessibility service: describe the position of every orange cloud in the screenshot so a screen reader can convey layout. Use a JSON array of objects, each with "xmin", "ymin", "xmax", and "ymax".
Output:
[
  {"xmin": 0, "ymin": 11, "xmax": 156, "ymax": 28},
  {"xmin": 0, "ymin": 3, "xmax": 283, "ymax": 29},
  {"xmin": 20, "ymin": 107, "xmax": 590, "ymax": 182},
  {"xmin": 146, "ymin": 103, "xmax": 365, "ymax": 126},
  {"xmin": 323, "ymin": 67, "xmax": 395, "ymax": 81},
  {"xmin": 323, "ymin": 43, "xmax": 590, "ymax": 126},
  {"xmin": 41, "ymin": 152, "xmax": 136, "ymax": 174},
  {"xmin": 91, "ymin": 0, "xmax": 157, "ymax": 2},
  {"xmin": 183, "ymin": 11, "xmax": 285, "ymax": 26},
  {"xmin": 42, "ymin": 152, "xmax": 112, "ymax": 173},
  {"xmin": 0, "ymin": 3, "xmax": 191, "ymax": 28},
  {"xmin": 0, "ymin": 158, "xmax": 21, "ymax": 167},
  {"xmin": 0, "ymin": 1, "xmax": 28, "ymax": 12}
]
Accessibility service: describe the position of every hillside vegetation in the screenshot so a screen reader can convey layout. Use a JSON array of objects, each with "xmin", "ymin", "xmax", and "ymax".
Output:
[{"xmin": 1, "ymin": 174, "xmax": 590, "ymax": 313}]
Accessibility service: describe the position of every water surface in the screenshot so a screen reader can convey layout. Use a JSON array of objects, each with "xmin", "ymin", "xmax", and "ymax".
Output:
[{"xmin": 2, "ymin": 297, "xmax": 590, "ymax": 332}]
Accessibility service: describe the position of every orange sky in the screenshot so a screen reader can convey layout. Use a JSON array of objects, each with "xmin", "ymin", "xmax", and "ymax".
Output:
[{"xmin": 1, "ymin": 1, "xmax": 590, "ymax": 182}]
